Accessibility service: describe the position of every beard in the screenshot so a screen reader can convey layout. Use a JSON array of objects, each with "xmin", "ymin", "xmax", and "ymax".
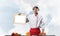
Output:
[{"xmin": 35, "ymin": 12, "xmax": 38, "ymax": 14}]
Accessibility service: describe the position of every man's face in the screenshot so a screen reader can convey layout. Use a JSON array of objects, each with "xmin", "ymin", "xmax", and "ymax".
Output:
[{"xmin": 33, "ymin": 8, "xmax": 39, "ymax": 13}]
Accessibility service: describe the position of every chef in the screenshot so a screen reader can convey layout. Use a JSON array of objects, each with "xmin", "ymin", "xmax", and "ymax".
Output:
[{"xmin": 27, "ymin": 6, "xmax": 45, "ymax": 36}]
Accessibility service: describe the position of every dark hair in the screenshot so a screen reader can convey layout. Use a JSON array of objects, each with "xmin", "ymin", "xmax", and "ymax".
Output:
[{"xmin": 33, "ymin": 6, "xmax": 39, "ymax": 10}]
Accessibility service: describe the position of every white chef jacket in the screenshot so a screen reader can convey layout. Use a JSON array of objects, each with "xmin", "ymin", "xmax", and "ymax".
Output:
[{"xmin": 27, "ymin": 13, "xmax": 44, "ymax": 28}]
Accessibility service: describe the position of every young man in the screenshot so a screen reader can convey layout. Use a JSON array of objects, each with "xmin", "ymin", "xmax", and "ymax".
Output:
[{"xmin": 27, "ymin": 6, "xmax": 44, "ymax": 36}]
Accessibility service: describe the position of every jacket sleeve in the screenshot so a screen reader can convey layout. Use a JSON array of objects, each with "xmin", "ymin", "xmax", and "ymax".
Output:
[
  {"xmin": 26, "ymin": 15, "xmax": 29, "ymax": 23},
  {"xmin": 39, "ymin": 16, "xmax": 45, "ymax": 28}
]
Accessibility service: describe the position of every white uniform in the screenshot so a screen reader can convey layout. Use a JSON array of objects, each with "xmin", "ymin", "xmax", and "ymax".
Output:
[{"xmin": 27, "ymin": 13, "xmax": 44, "ymax": 28}]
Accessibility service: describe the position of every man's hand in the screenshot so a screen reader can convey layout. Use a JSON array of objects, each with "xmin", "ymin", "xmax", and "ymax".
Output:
[{"xmin": 18, "ymin": 13, "xmax": 21, "ymax": 15}]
